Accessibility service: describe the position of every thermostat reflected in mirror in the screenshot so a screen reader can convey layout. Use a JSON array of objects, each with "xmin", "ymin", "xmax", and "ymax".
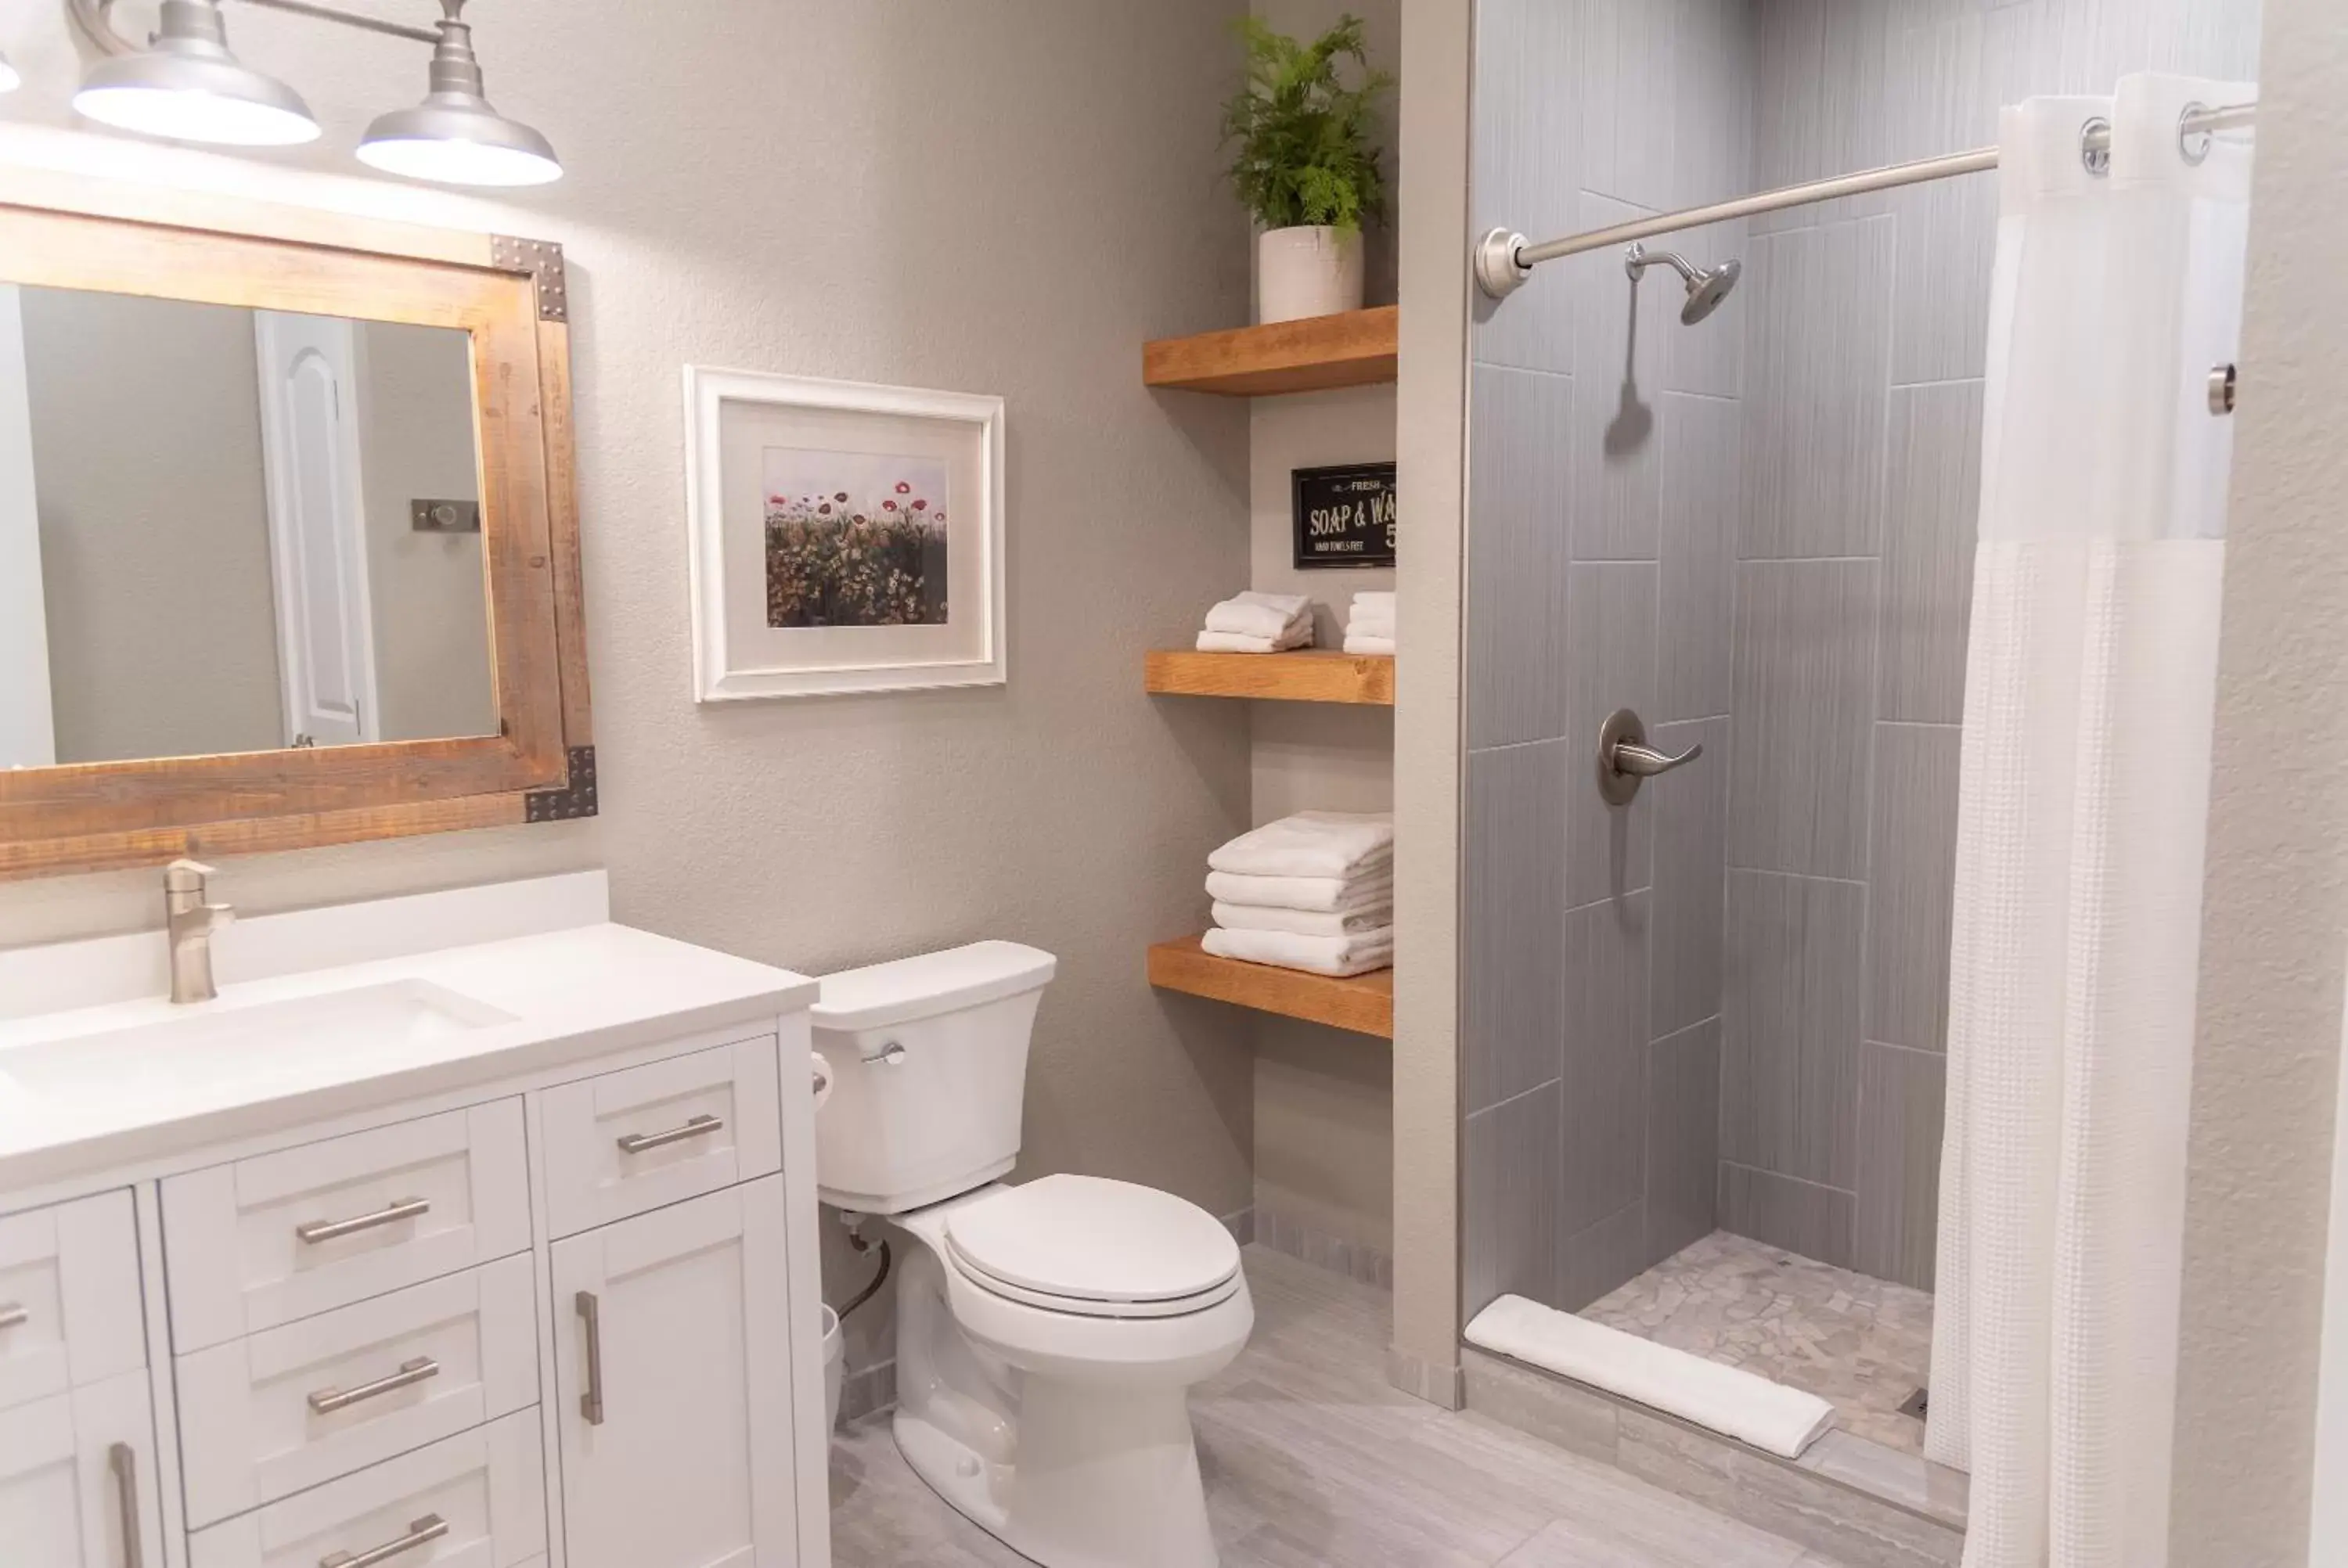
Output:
[{"xmin": 410, "ymin": 498, "xmax": 481, "ymax": 533}]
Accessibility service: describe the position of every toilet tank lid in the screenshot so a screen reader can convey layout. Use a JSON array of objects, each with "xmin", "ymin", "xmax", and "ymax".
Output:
[{"xmin": 811, "ymin": 940, "xmax": 1057, "ymax": 1031}]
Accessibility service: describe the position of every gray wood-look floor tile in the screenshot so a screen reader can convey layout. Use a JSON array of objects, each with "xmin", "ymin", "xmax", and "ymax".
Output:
[{"xmin": 830, "ymin": 1246, "xmax": 1824, "ymax": 1567}]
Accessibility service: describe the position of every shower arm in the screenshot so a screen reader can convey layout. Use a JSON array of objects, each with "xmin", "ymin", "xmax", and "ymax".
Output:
[{"xmin": 1476, "ymin": 99, "xmax": 2256, "ymax": 300}]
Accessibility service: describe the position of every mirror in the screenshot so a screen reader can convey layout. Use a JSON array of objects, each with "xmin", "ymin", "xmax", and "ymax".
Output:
[{"xmin": 0, "ymin": 285, "xmax": 495, "ymax": 769}]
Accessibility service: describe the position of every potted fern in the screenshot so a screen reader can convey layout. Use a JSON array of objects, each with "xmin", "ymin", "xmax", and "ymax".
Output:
[{"xmin": 1222, "ymin": 15, "xmax": 1392, "ymax": 324}]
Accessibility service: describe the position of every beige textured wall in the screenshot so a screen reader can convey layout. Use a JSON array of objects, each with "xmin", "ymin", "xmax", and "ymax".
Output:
[
  {"xmin": 0, "ymin": 1, "xmax": 1260, "ymax": 1376},
  {"xmin": 1390, "ymin": 0, "xmax": 1471, "ymax": 1402},
  {"xmin": 1223, "ymin": 0, "xmax": 1401, "ymax": 1260},
  {"xmin": 1247, "ymin": 385, "xmax": 1398, "ymax": 1254},
  {"xmin": 21, "ymin": 287, "xmax": 283, "ymax": 764},
  {"xmin": 356, "ymin": 321, "xmax": 495, "ymax": 743},
  {"xmin": 2169, "ymin": 1, "xmax": 2348, "ymax": 1556}
]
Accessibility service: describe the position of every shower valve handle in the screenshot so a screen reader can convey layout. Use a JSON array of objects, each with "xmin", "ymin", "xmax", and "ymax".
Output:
[{"xmin": 1597, "ymin": 707, "xmax": 1701, "ymax": 805}]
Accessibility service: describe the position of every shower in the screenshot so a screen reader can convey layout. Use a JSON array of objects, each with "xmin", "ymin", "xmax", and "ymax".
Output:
[{"xmin": 1624, "ymin": 241, "xmax": 1741, "ymax": 324}]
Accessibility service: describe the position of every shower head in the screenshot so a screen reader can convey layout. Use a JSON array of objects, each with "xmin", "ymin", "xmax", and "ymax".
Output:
[{"xmin": 1625, "ymin": 243, "xmax": 1742, "ymax": 325}]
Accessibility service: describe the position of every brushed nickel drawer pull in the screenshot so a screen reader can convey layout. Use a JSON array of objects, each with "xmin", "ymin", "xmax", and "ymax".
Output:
[
  {"xmin": 576, "ymin": 1290, "xmax": 605, "ymax": 1425},
  {"xmin": 616, "ymin": 1113, "xmax": 724, "ymax": 1155},
  {"xmin": 109, "ymin": 1441, "xmax": 142, "ymax": 1568},
  {"xmin": 0, "ymin": 1302, "xmax": 27, "ymax": 1331},
  {"xmin": 296, "ymin": 1197, "xmax": 430, "ymax": 1246},
  {"xmin": 308, "ymin": 1356, "xmax": 439, "ymax": 1414},
  {"xmin": 320, "ymin": 1513, "xmax": 448, "ymax": 1568}
]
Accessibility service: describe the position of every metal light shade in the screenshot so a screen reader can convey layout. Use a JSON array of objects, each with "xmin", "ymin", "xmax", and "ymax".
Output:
[
  {"xmin": 74, "ymin": 0, "xmax": 319, "ymax": 146},
  {"xmin": 358, "ymin": 5, "xmax": 560, "ymax": 187}
]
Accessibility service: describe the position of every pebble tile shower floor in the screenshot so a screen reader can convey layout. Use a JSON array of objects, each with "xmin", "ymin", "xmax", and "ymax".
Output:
[{"xmin": 1581, "ymin": 1231, "xmax": 1936, "ymax": 1455}]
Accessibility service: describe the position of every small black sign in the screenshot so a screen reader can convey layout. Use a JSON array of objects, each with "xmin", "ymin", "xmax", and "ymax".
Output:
[{"xmin": 1292, "ymin": 462, "xmax": 1397, "ymax": 570}]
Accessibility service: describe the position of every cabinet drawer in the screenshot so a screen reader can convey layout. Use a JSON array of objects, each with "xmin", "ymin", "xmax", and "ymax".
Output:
[
  {"xmin": 178, "ymin": 1253, "xmax": 538, "ymax": 1528},
  {"xmin": 0, "ymin": 1189, "xmax": 143, "ymax": 1413},
  {"xmin": 0, "ymin": 1369, "xmax": 166, "ymax": 1568},
  {"xmin": 537, "ymin": 1038, "xmax": 780, "ymax": 1239},
  {"xmin": 164, "ymin": 1101, "xmax": 530, "ymax": 1353},
  {"xmin": 188, "ymin": 1407, "xmax": 546, "ymax": 1568}
]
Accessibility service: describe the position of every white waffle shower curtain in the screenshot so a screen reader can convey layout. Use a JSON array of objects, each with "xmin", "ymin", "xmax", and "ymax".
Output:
[{"xmin": 1925, "ymin": 74, "xmax": 2253, "ymax": 1568}]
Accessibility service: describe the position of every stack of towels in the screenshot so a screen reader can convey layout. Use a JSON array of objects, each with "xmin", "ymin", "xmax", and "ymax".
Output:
[
  {"xmin": 1196, "ymin": 591, "xmax": 1313, "ymax": 653},
  {"xmin": 1345, "ymin": 592, "xmax": 1395, "ymax": 655},
  {"xmin": 1201, "ymin": 811, "xmax": 1394, "ymax": 977}
]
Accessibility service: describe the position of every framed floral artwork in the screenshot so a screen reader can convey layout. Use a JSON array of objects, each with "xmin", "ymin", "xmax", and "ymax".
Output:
[{"xmin": 682, "ymin": 367, "xmax": 1007, "ymax": 699}]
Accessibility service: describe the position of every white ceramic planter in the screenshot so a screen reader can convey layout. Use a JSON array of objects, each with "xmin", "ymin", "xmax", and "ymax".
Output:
[{"xmin": 1257, "ymin": 225, "xmax": 1365, "ymax": 324}]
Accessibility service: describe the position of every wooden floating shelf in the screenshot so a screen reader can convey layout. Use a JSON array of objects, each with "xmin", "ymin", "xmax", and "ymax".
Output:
[
  {"xmin": 1143, "ymin": 306, "xmax": 1399, "ymax": 397},
  {"xmin": 1145, "ymin": 649, "xmax": 1395, "ymax": 706},
  {"xmin": 1147, "ymin": 935, "xmax": 1393, "ymax": 1038}
]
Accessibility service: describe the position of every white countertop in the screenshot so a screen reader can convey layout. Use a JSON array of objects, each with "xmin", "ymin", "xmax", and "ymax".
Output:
[{"xmin": 0, "ymin": 875, "xmax": 819, "ymax": 1194}]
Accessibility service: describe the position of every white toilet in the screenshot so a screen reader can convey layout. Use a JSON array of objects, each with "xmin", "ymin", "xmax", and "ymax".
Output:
[{"xmin": 812, "ymin": 940, "xmax": 1252, "ymax": 1568}]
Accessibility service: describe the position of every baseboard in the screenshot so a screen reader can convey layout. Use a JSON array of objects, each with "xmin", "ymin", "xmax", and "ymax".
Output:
[
  {"xmin": 1385, "ymin": 1344, "xmax": 1465, "ymax": 1410},
  {"xmin": 838, "ymin": 1359, "xmax": 897, "ymax": 1427},
  {"xmin": 1252, "ymin": 1205, "xmax": 1393, "ymax": 1289},
  {"xmin": 1220, "ymin": 1204, "xmax": 1256, "ymax": 1245}
]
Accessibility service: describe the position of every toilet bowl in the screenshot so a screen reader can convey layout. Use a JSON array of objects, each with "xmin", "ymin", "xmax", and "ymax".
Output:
[{"xmin": 812, "ymin": 942, "xmax": 1252, "ymax": 1568}]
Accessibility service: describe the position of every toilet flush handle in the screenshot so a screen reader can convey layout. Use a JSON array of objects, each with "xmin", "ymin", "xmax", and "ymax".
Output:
[{"xmin": 862, "ymin": 1041, "xmax": 907, "ymax": 1067}]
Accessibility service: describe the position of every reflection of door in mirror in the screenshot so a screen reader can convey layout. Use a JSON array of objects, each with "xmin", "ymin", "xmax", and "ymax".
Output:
[
  {"xmin": 255, "ymin": 311, "xmax": 380, "ymax": 749},
  {"xmin": 0, "ymin": 287, "xmax": 496, "ymax": 768}
]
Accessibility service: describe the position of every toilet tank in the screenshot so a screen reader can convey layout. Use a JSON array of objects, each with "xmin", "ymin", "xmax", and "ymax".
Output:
[{"xmin": 809, "ymin": 940, "xmax": 1057, "ymax": 1214}]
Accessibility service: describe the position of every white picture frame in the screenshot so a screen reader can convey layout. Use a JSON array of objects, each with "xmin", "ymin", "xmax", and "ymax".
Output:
[{"xmin": 682, "ymin": 365, "xmax": 1007, "ymax": 700}]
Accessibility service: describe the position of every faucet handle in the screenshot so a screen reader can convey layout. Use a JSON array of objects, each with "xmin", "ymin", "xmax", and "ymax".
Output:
[{"xmin": 164, "ymin": 858, "xmax": 215, "ymax": 892}]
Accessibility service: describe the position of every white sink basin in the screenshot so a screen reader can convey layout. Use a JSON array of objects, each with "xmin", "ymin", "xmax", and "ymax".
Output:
[{"xmin": 0, "ymin": 980, "xmax": 517, "ymax": 1112}]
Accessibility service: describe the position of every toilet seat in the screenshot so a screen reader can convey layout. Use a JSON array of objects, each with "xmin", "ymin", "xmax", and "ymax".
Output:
[{"xmin": 942, "ymin": 1174, "xmax": 1241, "ymax": 1321}]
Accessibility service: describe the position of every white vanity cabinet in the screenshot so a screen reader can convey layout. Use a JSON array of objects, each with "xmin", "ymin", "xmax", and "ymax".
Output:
[
  {"xmin": 0, "ymin": 894, "xmax": 830, "ymax": 1568},
  {"xmin": 549, "ymin": 1177, "xmax": 796, "ymax": 1568}
]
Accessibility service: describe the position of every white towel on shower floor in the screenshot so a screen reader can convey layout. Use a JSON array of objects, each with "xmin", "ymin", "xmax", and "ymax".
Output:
[
  {"xmin": 1207, "ymin": 811, "xmax": 1393, "ymax": 879},
  {"xmin": 1466, "ymin": 1294, "xmax": 1835, "ymax": 1460},
  {"xmin": 1201, "ymin": 924, "xmax": 1392, "ymax": 977},
  {"xmin": 1211, "ymin": 901, "xmax": 1390, "ymax": 937},
  {"xmin": 1205, "ymin": 869, "xmax": 1393, "ymax": 914}
]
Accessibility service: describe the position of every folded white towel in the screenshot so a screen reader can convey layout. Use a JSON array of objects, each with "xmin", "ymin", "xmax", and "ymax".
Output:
[
  {"xmin": 1204, "ymin": 591, "xmax": 1312, "ymax": 641},
  {"xmin": 1197, "ymin": 625, "xmax": 1313, "ymax": 653},
  {"xmin": 1205, "ymin": 868, "xmax": 1392, "ymax": 913},
  {"xmin": 1201, "ymin": 925, "xmax": 1393, "ymax": 977},
  {"xmin": 1208, "ymin": 811, "xmax": 1394, "ymax": 879},
  {"xmin": 1347, "ymin": 613, "xmax": 1395, "ymax": 638},
  {"xmin": 1344, "ymin": 633, "xmax": 1396, "ymax": 655},
  {"xmin": 1465, "ymin": 1295, "xmax": 1835, "ymax": 1459},
  {"xmin": 1212, "ymin": 901, "xmax": 1391, "ymax": 937},
  {"xmin": 1351, "ymin": 591, "xmax": 1395, "ymax": 611}
]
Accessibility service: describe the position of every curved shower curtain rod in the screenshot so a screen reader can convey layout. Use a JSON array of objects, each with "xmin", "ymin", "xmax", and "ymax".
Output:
[{"xmin": 1475, "ymin": 99, "xmax": 2257, "ymax": 300}]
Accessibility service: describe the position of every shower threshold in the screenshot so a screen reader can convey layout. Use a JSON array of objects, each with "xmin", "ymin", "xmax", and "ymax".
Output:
[{"xmin": 1460, "ymin": 1232, "xmax": 1968, "ymax": 1558}]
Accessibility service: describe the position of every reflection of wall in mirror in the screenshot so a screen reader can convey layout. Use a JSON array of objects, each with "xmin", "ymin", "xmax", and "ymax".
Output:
[
  {"xmin": 22, "ymin": 286, "xmax": 283, "ymax": 765},
  {"xmin": 356, "ymin": 322, "xmax": 493, "ymax": 743},
  {"xmin": 1, "ymin": 290, "xmax": 490, "ymax": 767}
]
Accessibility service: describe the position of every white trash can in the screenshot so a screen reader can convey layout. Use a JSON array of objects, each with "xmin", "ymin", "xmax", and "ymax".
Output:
[{"xmin": 820, "ymin": 1304, "xmax": 843, "ymax": 1431}]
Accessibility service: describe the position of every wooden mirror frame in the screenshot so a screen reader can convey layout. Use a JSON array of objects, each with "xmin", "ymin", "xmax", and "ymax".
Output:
[{"xmin": 0, "ymin": 170, "xmax": 592, "ymax": 880}]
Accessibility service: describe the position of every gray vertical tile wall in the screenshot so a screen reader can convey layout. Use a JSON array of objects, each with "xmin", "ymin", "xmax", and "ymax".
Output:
[
  {"xmin": 1460, "ymin": 0, "xmax": 1752, "ymax": 1324},
  {"xmin": 1464, "ymin": 0, "xmax": 2260, "ymax": 1315},
  {"xmin": 1711, "ymin": 0, "xmax": 2260, "ymax": 1289}
]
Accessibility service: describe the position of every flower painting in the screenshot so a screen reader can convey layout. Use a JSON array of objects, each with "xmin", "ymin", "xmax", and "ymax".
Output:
[{"xmin": 762, "ymin": 448, "xmax": 951, "ymax": 628}]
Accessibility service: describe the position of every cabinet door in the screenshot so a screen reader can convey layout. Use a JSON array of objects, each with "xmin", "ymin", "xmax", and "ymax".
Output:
[
  {"xmin": 0, "ymin": 1369, "xmax": 165, "ymax": 1568},
  {"xmin": 549, "ymin": 1177, "xmax": 794, "ymax": 1568},
  {"xmin": 0, "ymin": 1190, "xmax": 144, "ymax": 1414}
]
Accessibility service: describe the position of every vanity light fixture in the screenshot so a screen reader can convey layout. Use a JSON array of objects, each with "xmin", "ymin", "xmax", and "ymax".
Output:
[
  {"xmin": 73, "ymin": 0, "xmax": 322, "ymax": 147},
  {"xmin": 357, "ymin": 0, "xmax": 561, "ymax": 187},
  {"xmin": 62, "ymin": 0, "xmax": 560, "ymax": 185}
]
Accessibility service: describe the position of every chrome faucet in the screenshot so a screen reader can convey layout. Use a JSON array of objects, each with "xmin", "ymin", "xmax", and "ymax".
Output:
[{"xmin": 164, "ymin": 859, "xmax": 235, "ymax": 1005}]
